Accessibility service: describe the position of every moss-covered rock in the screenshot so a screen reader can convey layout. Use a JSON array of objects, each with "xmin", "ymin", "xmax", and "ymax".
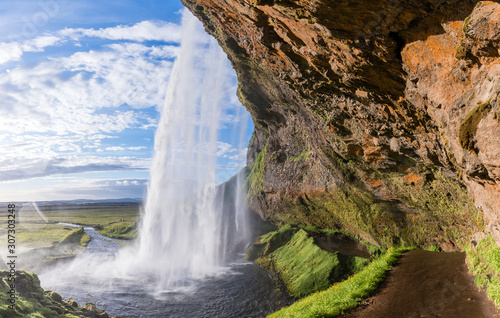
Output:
[
  {"xmin": 245, "ymin": 224, "xmax": 296, "ymax": 261},
  {"xmin": 248, "ymin": 226, "xmax": 371, "ymax": 298},
  {"xmin": 459, "ymin": 99, "xmax": 492, "ymax": 153},
  {"xmin": 0, "ymin": 270, "xmax": 114, "ymax": 317},
  {"xmin": 259, "ymin": 160, "xmax": 483, "ymax": 250}
]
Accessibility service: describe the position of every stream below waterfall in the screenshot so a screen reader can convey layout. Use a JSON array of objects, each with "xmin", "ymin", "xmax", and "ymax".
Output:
[{"xmin": 38, "ymin": 224, "xmax": 294, "ymax": 318}]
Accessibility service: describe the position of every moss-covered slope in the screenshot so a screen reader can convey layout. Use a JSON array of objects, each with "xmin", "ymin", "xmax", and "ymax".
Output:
[
  {"xmin": 247, "ymin": 225, "xmax": 371, "ymax": 298},
  {"xmin": 0, "ymin": 270, "xmax": 112, "ymax": 318}
]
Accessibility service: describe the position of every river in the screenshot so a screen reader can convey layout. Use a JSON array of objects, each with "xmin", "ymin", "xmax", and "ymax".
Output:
[{"xmin": 38, "ymin": 224, "xmax": 293, "ymax": 318}]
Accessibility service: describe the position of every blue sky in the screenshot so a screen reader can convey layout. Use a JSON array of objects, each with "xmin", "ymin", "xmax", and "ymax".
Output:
[{"xmin": 0, "ymin": 0, "xmax": 253, "ymax": 201}]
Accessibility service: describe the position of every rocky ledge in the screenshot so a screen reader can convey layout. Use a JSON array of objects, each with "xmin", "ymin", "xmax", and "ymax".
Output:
[
  {"xmin": 181, "ymin": 0, "xmax": 500, "ymax": 249},
  {"xmin": 0, "ymin": 270, "xmax": 115, "ymax": 318}
]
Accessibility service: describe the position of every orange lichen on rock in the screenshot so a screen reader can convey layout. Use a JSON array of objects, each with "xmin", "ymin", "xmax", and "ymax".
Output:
[{"xmin": 402, "ymin": 173, "xmax": 424, "ymax": 188}]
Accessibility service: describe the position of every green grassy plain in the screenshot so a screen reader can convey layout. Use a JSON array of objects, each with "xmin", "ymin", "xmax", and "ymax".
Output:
[{"xmin": 0, "ymin": 202, "xmax": 140, "ymax": 249}]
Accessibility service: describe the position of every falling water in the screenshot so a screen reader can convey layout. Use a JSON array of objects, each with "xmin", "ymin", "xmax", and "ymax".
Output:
[
  {"xmin": 136, "ymin": 10, "xmax": 251, "ymax": 289},
  {"xmin": 36, "ymin": 11, "xmax": 284, "ymax": 317}
]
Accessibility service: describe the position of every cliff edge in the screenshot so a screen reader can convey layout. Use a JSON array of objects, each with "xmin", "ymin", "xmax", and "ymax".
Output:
[{"xmin": 181, "ymin": 0, "xmax": 500, "ymax": 249}]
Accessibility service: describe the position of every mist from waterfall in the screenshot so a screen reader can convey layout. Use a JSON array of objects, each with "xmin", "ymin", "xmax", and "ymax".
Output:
[
  {"xmin": 39, "ymin": 10, "xmax": 253, "ymax": 301},
  {"xmin": 134, "ymin": 10, "xmax": 251, "ymax": 289}
]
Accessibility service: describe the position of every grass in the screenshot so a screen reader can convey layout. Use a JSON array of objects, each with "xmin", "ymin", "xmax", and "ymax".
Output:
[
  {"xmin": 41, "ymin": 205, "xmax": 140, "ymax": 228},
  {"xmin": 58, "ymin": 227, "xmax": 90, "ymax": 247},
  {"xmin": 248, "ymin": 225, "xmax": 372, "ymax": 298},
  {"xmin": 12, "ymin": 226, "xmax": 75, "ymax": 249},
  {"xmin": 98, "ymin": 221, "xmax": 137, "ymax": 240},
  {"xmin": 0, "ymin": 203, "xmax": 141, "ymax": 250},
  {"xmin": 466, "ymin": 235, "xmax": 500, "ymax": 306},
  {"xmin": 287, "ymin": 149, "xmax": 312, "ymax": 162},
  {"xmin": 246, "ymin": 142, "xmax": 268, "ymax": 200},
  {"xmin": 0, "ymin": 203, "xmax": 140, "ymax": 270},
  {"xmin": 458, "ymin": 99, "xmax": 491, "ymax": 153},
  {"xmin": 267, "ymin": 247, "xmax": 406, "ymax": 318},
  {"xmin": 273, "ymin": 229, "xmax": 344, "ymax": 298}
]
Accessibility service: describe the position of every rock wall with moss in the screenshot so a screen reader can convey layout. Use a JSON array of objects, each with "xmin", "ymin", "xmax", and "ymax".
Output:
[
  {"xmin": 180, "ymin": 0, "xmax": 500, "ymax": 248},
  {"xmin": 246, "ymin": 224, "xmax": 372, "ymax": 297},
  {"xmin": 0, "ymin": 270, "xmax": 111, "ymax": 317}
]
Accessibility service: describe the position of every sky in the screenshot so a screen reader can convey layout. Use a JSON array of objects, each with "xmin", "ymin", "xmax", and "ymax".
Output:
[{"xmin": 0, "ymin": 0, "xmax": 253, "ymax": 202}]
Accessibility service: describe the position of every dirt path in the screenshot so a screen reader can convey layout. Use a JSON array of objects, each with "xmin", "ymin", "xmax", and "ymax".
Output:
[{"xmin": 343, "ymin": 250, "xmax": 500, "ymax": 318}]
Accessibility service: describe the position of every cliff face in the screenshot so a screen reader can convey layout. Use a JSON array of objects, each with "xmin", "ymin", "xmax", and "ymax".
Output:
[{"xmin": 181, "ymin": 0, "xmax": 500, "ymax": 248}]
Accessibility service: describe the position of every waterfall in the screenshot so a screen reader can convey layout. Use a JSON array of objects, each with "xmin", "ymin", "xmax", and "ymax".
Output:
[{"xmin": 135, "ymin": 10, "xmax": 251, "ymax": 290}]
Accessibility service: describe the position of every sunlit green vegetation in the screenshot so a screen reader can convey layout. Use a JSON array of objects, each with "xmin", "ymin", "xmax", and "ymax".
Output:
[
  {"xmin": 0, "ymin": 270, "xmax": 104, "ymax": 317},
  {"xmin": 97, "ymin": 221, "xmax": 138, "ymax": 240},
  {"xmin": 466, "ymin": 235, "xmax": 500, "ymax": 307},
  {"xmin": 267, "ymin": 248, "xmax": 406, "ymax": 318},
  {"xmin": 247, "ymin": 224, "xmax": 374, "ymax": 298},
  {"xmin": 0, "ymin": 203, "xmax": 140, "ymax": 250}
]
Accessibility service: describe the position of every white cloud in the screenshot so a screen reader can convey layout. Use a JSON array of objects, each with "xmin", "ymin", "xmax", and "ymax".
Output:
[
  {"xmin": 0, "ymin": 15, "xmax": 252, "ymax": 201},
  {"xmin": 0, "ymin": 42, "xmax": 172, "ymax": 135},
  {"xmin": 228, "ymin": 147, "xmax": 248, "ymax": 161},
  {"xmin": 216, "ymin": 142, "xmax": 235, "ymax": 157},
  {"xmin": 105, "ymin": 146, "xmax": 146, "ymax": 151},
  {"xmin": 0, "ymin": 35, "xmax": 62, "ymax": 64},
  {"xmin": 60, "ymin": 20, "xmax": 182, "ymax": 43},
  {"xmin": 0, "ymin": 155, "xmax": 150, "ymax": 182},
  {"xmin": 216, "ymin": 142, "xmax": 247, "ymax": 161},
  {"xmin": 0, "ymin": 20, "xmax": 181, "ymax": 65},
  {"xmin": 89, "ymin": 134, "xmax": 118, "ymax": 140},
  {"xmin": 105, "ymin": 146, "xmax": 126, "ymax": 151},
  {"xmin": 0, "ymin": 177, "xmax": 149, "ymax": 201}
]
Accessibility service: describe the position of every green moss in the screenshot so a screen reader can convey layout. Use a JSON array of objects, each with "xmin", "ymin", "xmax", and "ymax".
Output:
[
  {"xmin": 97, "ymin": 221, "xmax": 138, "ymax": 240},
  {"xmin": 80, "ymin": 233, "xmax": 91, "ymax": 246},
  {"xmin": 426, "ymin": 245, "xmax": 440, "ymax": 252},
  {"xmin": 58, "ymin": 227, "xmax": 87, "ymax": 247},
  {"xmin": 459, "ymin": 100, "xmax": 491, "ymax": 153},
  {"xmin": 246, "ymin": 224, "xmax": 297, "ymax": 260},
  {"xmin": 463, "ymin": 16, "xmax": 471, "ymax": 34},
  {"xmin": 286, "ymin": 149, "xmax": 311, "ymax": 162},
  {"xmin": 0, "ymin": 270, "xmax": 99, "ymax": 317},
  {"xmin": 248, "ymin": 131, "xmax": 256, "ymax": 149},
  {"xmin": 267, "ymin": 248, "xmax": 407, "ymax": 318},
  {"xmin": 466, "ymin": 235, "xmax": 500, "ymax": 307},
  {"xmin": 246, "ymin": 142, "xmax": 268, "ymax": 199},
  {"xmin": 455, "ymin": 41, "xmax": 468, "ymax": 60},
  {"xmin": 249, "ymin": 226, "xmax": 371, "ymax": 298},
  {"xmin": 266, "ymin": 161, "xmax": 482, "ymax": 250},
  {"xmin": 385, "ymin": 165, "xmax": 483, "ymax": 248},
  {"xmin": 273, "ymin": 229, "xmax": 343, "ymax": 297}
]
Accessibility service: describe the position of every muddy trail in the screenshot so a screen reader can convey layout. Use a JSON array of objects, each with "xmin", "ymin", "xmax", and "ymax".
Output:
[{"xmin": 343, "ymin": 250, "xmax": 500, "ymax": 318}]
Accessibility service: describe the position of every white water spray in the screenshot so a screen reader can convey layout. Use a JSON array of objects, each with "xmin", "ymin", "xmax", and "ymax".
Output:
[
  {"xmin": 135, "ymin": 11, "xmax": 251, "ymax": 289},
  {"xmin": 39, "ymin": 11, "xmax": 252, "ymax": 299}
]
